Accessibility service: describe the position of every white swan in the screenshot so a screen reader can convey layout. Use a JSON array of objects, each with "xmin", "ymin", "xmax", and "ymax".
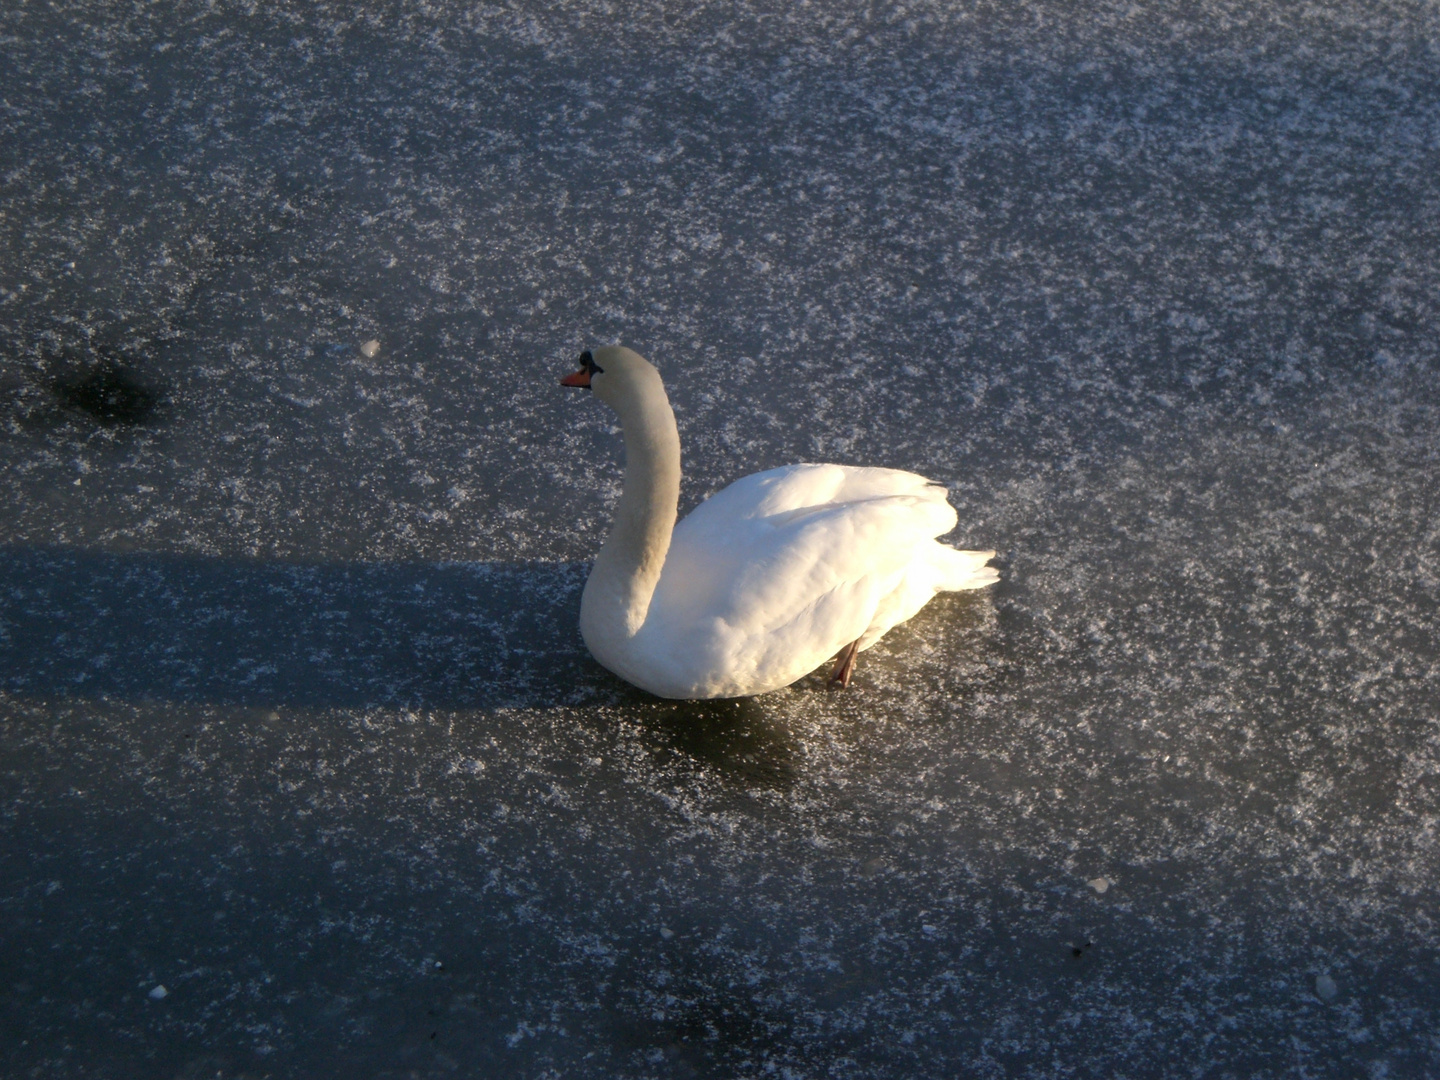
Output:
[{"xmin": 561, "ymin": 346, "xmax": 998, "ymax": 699}]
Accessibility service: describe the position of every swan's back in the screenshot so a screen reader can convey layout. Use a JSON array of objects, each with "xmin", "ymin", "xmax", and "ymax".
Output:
[
  {"xmin": 635, "ymin": 464, "xmax": 996, "ymax": 697},
  {"xmin": 687, "ymin": 463, "xmax": 948, "ymax": 523}
]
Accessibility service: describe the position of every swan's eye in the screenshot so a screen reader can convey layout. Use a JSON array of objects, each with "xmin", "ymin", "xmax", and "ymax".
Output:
[{"xmin": 578, "ymin": 350, "xmax": 603, "ymax": 376}]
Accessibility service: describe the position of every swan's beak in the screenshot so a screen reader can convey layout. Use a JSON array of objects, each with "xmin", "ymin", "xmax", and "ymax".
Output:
[{"xmin": 560, "ymin": 369, "xmax": 592, "ymax": 388}]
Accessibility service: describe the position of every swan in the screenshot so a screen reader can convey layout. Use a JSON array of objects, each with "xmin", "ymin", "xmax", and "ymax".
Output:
[{"xmin": 560, "ymin": 346, "xmax": 998, "ymax": 699}]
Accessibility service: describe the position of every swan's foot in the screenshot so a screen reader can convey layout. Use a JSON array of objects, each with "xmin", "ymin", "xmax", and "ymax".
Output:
[{"xmin": 829, "ymin": 638, "xmax": 861, "ymax": 688}]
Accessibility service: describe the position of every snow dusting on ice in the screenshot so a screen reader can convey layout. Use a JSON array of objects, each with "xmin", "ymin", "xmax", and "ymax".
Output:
[{"xmin": 1, "ymin": 0, "xmax": 1437, "ymax": 1076}]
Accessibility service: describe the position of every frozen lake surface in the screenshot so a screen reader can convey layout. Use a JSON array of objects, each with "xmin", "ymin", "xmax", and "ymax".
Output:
[{"xmin": 2, "ymin": 1, "xmax": 1438, "ymax": 1076}]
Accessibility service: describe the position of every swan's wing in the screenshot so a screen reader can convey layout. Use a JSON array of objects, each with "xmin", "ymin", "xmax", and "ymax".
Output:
[
  {"xmin": 683, "ymin": 463, "xmax": 950, "ymax": 525},
  {"xmin": 660, "ymin": 463, "xmax": 958, "ymax": 621},
  {"xmin": 645, "ymin": 466, "xmax": 963, "ymax": 693}
]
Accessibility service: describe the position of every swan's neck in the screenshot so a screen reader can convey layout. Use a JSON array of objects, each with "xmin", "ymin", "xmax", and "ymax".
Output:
[{"xmin": 585, "ymin": 377, "xmax": 681, "ymax": 639}]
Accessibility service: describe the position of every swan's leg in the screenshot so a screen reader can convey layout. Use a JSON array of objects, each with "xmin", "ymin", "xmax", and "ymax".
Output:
[{"xmin": 829, "ymin": 638, "xmax": 861, "ymax": 687}]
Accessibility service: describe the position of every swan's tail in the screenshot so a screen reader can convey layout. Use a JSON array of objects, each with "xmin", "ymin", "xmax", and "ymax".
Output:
[{"xmin": 933, "ymin": 546, "xmax": 999, "ymax": 592}]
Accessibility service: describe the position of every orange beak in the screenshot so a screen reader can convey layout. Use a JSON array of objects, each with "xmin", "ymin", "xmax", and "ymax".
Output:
[{"xmin": 560, "ymin": 368, "xmax": 592, "ymax": 388}]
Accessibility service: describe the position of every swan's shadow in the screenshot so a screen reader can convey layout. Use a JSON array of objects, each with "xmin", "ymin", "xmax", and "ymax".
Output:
[
  {"xmin": 4, "ymin": 545, "xmax": 1002, "ymax": 789},
  {"xmin": 0, "ymin": 545, "xmax": 598, "ymax": 711},
  {"xmin": 623, "ymin": 694, "xmax": 800, "ymax": 789}
]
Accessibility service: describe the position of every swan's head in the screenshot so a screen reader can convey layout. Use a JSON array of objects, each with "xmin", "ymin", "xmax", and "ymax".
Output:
[{"xmin": 560, "ymin": 346, "xmax": 662, "ymax": 411}]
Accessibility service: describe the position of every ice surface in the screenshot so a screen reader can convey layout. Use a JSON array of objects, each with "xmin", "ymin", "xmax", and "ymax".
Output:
[{"xmin": 2, "ymin": 1, "xmax": 1438, "ymax": 1077}]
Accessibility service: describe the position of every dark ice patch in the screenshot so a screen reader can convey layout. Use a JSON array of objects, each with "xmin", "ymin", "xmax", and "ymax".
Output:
[{"xmin": 53, "ymin": 357, "xmax": 158, "ymax": 425}]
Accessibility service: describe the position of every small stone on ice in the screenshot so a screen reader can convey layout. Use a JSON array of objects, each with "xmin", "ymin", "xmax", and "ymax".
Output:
[
  {"xmin": 1088, "ymin": 877, "xmax": 1110, "ymax": 894},
  {"xmin": 360, "ymin": 339, "xmax": 381, "ymax": 358},
  {"xmin": 1315, "ymin": 974, "xmax": 1338, "ymax": 1001},
  {"xmin": 659, "ymin": 927, "xmax": 674, "ymax": 940},
  {"xmin": 148, "ymin": 985, "xmax": 168, "ymax": 1000}
]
